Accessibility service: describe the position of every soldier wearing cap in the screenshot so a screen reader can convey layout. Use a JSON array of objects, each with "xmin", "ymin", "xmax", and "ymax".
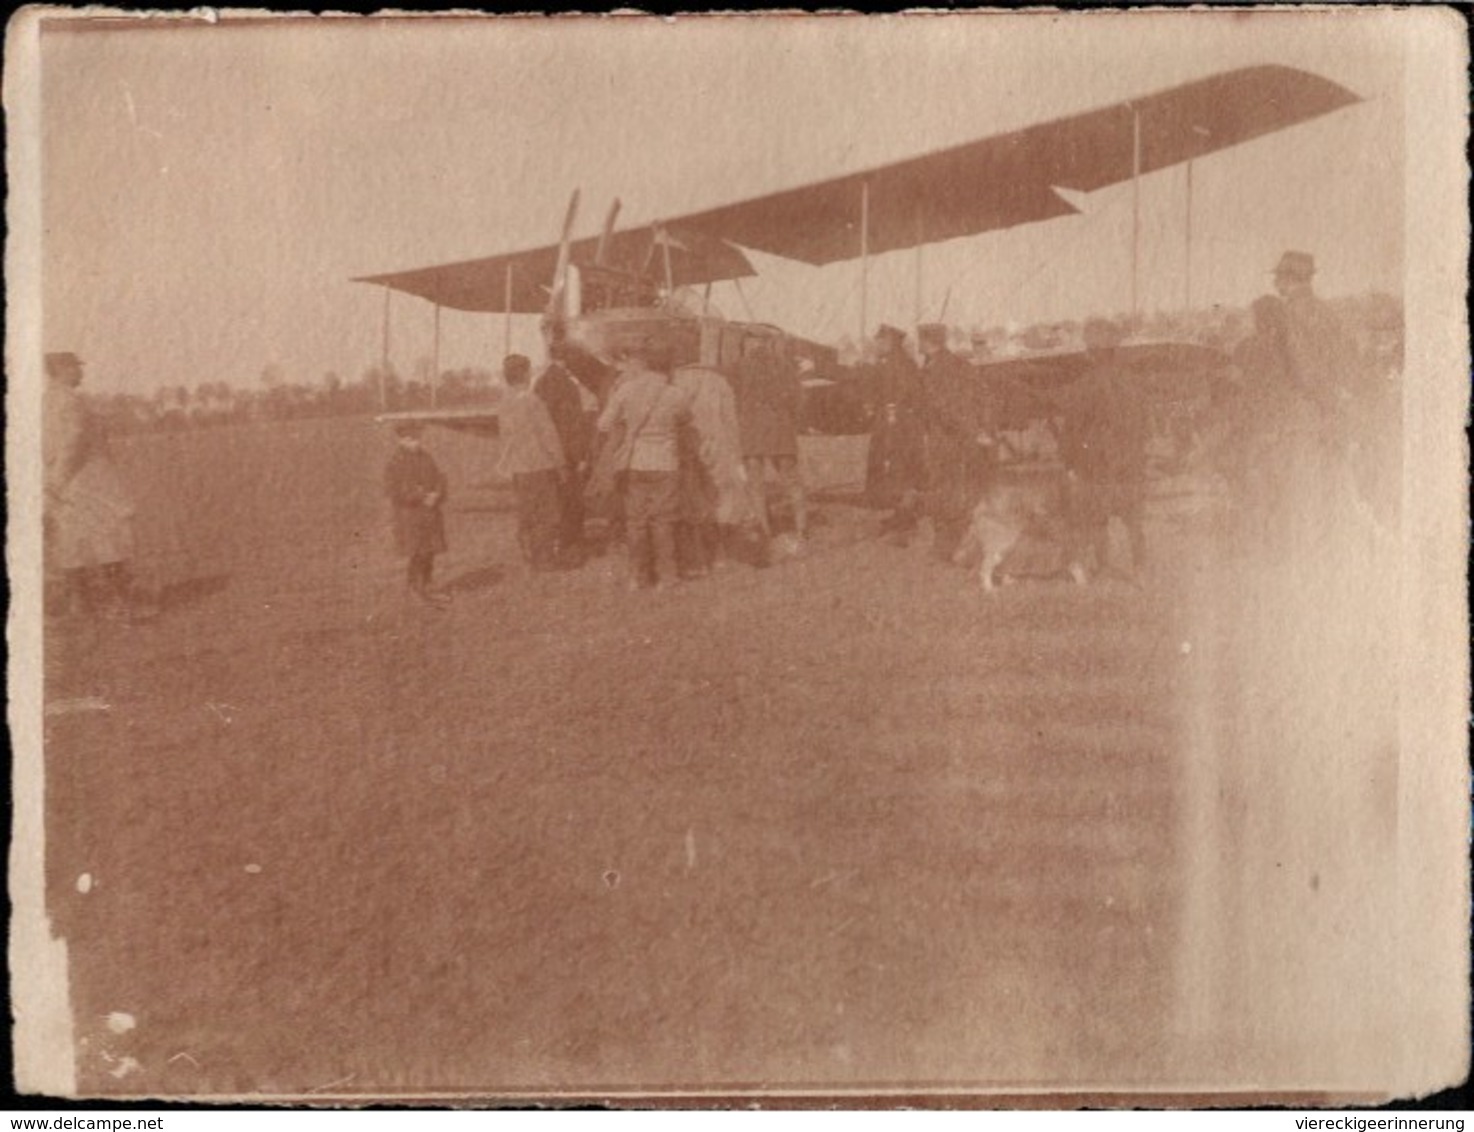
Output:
[
  {"xmin": 500, "ymin": 353, "xmax": 568, "ymax": 572},
  {"xmin": 917, "ymin": 322, "xmax": 993, "ymax": 560},
  {"xmin": 595, "ymin": 335, "xmax": 694, "ymax": 589},
  {"xmin": 865, "ymin": 324, "xmax": 927, "ymax": 543},
  {"xmin": 1272, "ymin": 251, "xmax": 1364, "ymax": 438},
  {"xmin": 44, "ymin": 351, "xmax": 139, "ymax": 618},
  {"xmin": 1223, "ymin": 295, "xmax": 1319, "ymax": 560},
  {"xmin": 1270, "ymin": 250, "xmax": 1375, "ymax": 543},
  {"xmin": 534, "ymin": 337, "xmax": 596, "ymax": 559}
]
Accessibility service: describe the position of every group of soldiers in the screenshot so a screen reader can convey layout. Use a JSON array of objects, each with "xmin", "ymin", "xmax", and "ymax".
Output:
[
  {"xmin": 862, "ymin": 249, "xmax": 1403, "ymax": 584},
  {"xmin": 379, "ymin": 246, "xmax": 1411, "ymax": 610},
  {"xmin": 864, "ymin": 317, "xmax": 1153, "ymax": 583},
  {"xmin": 391, "ymin": 326, "xmax": 812, "ymax": 601}
]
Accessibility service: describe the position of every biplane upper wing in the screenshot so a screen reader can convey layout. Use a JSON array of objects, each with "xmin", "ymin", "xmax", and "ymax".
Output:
[
  {"xmin": 672, "ymin": 65, "xmax": 1360, "ymax": 264},
  {"xmin": 356, "ymin": 66, "xmax": 1356, "ymax": 308},
  {"xmin": 355, "ymin": 226, "xmax": 755, "ymax": 314}
]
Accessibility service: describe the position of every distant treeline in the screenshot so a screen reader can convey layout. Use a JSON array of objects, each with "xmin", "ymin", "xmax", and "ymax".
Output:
[
  {"xmin": 85, "ymin": 293, "xmax": 1400, "ymax": 437},
  {"xmin": 87, "ymin": 366, "xmax": 501, "ymax": 436}
]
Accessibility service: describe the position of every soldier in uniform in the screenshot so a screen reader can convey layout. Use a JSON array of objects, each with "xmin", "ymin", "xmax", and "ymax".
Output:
[
  {"xmin": 595, "ymin": 336, "xmax": 694, "ymax": 590},
  {"xmin": 916, "ymin": 323, "xmax": 993, "ymax": 561},
  {"xmin": 44, "ymin": 352, "xmax": 138, "ymax": 618},
  {"xmin": 534, "ymin": 340, "xmax": 595, "ymax": 560},
  {"xmin": 1271, "ymin": 250, "xmax": 1372, "ymax": 550},
  {"xmin": 671, "ymin": 362, "xmax": 749, "ymax": 577},
  {"xmin": 499, "ymin": 354, "xmax": 568, "ymax": 572},
  {"xmin": 864, "ymin": 325, "xmax": 928, "ymax": 545},
  {"xmin": 732, "ymin": 334, "xmax": 807, "ymax": 553}
]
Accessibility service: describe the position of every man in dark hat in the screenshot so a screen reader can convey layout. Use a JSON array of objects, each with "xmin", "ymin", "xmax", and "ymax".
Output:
[
  {"xmin": 384, "ymin": 419, "xmax": 450, "ymax": 605},
  {"xmin": 1271, "ymin": 251, "xmax": 1362, "ymax": 435},
  {"xmin": 1269, "ymin": 249, "xmax": 1372, "ymax": 546},
  {"xmin": 917, "ymin": 322, "xmax": 994, "ymax": 561},
  {"xmin": 44, "ymin": 351, "xmax": 139, "ymax": 618},
  {"xmin": 864, "ymin": 324, "xmax": 927, "ymax": 544}
]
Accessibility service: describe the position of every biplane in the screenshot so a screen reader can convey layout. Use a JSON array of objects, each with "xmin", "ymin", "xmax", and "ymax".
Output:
[{"xmin": 355, "ymin": 64, "xmax": 1358, "ymax": 436}]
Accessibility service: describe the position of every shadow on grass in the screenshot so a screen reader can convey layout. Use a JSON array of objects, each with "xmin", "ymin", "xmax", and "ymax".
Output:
[
  {"xmin": 442, "ymin": 564, "xmax": 508, "ymax": 594},
  {"xmin": 453, "ymin": 499, "xmax": 517, "ymax": 516},
  {"xmin": 157, "ymin": 573, "xmax": 233, "ymax": 611}
]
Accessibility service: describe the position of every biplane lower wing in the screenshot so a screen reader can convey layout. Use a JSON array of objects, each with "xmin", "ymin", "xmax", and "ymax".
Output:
[
  {"xmin": 354, "ymin": 227, "xmax": 755, "ymax": 315},
  {"xmin": 377, "ymin": 408, "xmax": 501, "ymax": 438},
  {"xmin": 983, "ymin": 340, "xmax": 1231, "ymax": 429},
  {"xmin": 803, "ymin": 341, "xmax": 1232, "ymax": 437}
]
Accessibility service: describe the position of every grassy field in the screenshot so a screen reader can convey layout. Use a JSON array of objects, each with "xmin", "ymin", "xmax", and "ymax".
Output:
[{"xmin": 42, "ymin": 415, "xmax": 1227, "ymax": 1098}]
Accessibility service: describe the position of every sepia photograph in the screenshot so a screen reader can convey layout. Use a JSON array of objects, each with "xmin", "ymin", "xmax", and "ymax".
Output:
[{"xmin": 6, "ymin": 7, "xmax": 1469, "ymax": 1106}]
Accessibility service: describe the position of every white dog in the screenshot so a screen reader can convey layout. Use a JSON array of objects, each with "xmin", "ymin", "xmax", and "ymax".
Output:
[{"xmin": 952, "ymin": 463, "xmax": 1072, "ymax": 592}]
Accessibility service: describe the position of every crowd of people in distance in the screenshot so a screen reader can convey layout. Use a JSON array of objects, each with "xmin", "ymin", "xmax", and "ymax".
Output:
[{"xmin": 863, "ymin": 316, "xmax": 1152, "ymax": 586}]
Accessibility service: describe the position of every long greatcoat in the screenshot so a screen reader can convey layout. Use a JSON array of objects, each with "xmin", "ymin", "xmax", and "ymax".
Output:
[
  {"xmin": 534, "ymin": 362, "xmax": 594, "ymax": 467},
  {"xmin": 732, "ymin": 353, "xmax": 800, "ymax": 459},
  {"xmin": 673, "ymin": 365, "xmax": 752, "ymax": 527},
  {"xmin": 921, "ymin": 349, "xmax": 991, "ymax": 496},
  {"xmin": 865, "ymin": 351, "xmax": 928, "ymax": 508},
  {"xmin": 44, "ymin": 378, "xmax": 136, "ymax": 570}
]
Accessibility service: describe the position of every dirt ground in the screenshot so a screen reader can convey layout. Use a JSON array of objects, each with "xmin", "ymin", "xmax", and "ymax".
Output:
[{"xmin": 39, "ymin": 416, "xmax": 1230, "ymax": 1099}]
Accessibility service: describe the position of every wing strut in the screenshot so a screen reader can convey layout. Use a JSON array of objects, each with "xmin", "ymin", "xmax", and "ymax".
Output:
[
  {"xmin": 1130, "ymin": 104, "xmax": 1142, "ymax": 318},
  {"xmin": 858, "ymin": 180, "xmax": 870, "ymax": 345},
  {"xmin": 379, "ymin": 286, "xmax": 392, "ymax": 411},
  {"xmin": 432, "ymin": 303, "xmax": 442, "ymax": 408},
  {"xmin": 503, "ymin": 262, "xmax": 513, "ymax": 362},
  {"xmin": 913, "ymin": 207, "xmax": 925, "ymax": 329}
]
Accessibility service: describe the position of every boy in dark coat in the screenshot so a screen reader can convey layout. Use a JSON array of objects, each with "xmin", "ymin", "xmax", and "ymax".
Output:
[{"xmin": 385, "ymin": 421, "xmax": 449, "ymax": 606}]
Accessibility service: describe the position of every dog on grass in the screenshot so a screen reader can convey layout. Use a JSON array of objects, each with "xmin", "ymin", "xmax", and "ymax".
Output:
[{"xmin": 952, "ymin": 463, "xmax": 1074, "ymax": 592}]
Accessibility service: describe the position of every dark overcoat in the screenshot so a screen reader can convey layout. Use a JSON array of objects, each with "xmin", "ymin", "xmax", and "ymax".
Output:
[
  {"xmin": 733, "ymin": 354, "xmax": 800, "ymax": 459},
  {"xmin": 385, "ymin": 446, "xmax": 448, "ymax": 557},
  {"xmin": 535, "ymin": 363, "xmax": 594, "ymax": 467},
  {"xmin": 921, "ymin": 348, "xmax": 992, "ymax": 490},
  {"xmin": 1055, "ymin": 359, "xmax": 1150, "ymax": 485}
]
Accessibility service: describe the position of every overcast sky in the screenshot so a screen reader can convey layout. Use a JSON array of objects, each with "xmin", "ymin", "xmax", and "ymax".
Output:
[{"xmin": 33, "ymin": 10, "xmax": 1410, "ymax": 395}]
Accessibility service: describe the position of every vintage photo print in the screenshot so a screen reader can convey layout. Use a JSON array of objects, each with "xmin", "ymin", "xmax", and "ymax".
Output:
[{"xmin": 7, "ymin": 7, "xmax": 1469, "ymax": 1105}]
